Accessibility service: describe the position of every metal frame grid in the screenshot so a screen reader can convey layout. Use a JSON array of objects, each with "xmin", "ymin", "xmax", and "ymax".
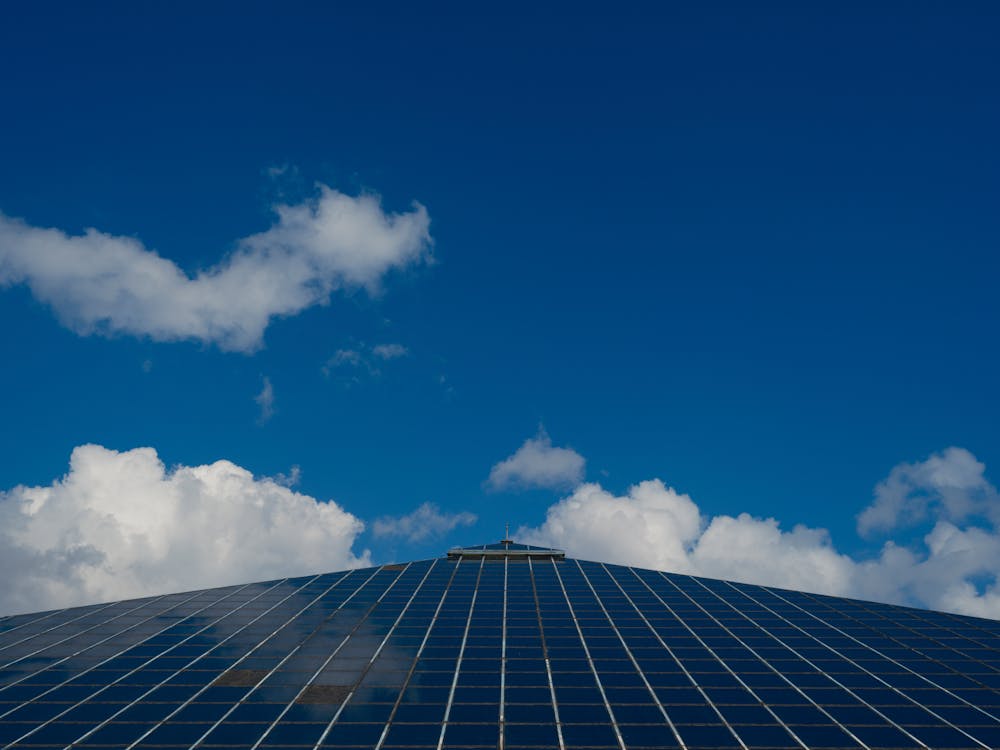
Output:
[{"xmin": 3, "ymin": 552, "xmax": 1000, "ymax": 750}]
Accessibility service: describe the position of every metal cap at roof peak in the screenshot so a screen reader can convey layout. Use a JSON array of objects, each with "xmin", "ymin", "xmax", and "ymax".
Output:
[{"xmin": 446, "ymin": 538, "xmax": 565, "ymax": 559}]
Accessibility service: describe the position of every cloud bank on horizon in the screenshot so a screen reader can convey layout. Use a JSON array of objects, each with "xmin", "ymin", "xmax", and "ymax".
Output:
[
  {"xmin": 2, "ymin": 440, "xmax": 1000, "ymax": 620},
  {"xmin": 517, "ymin": 443, "xmax": 1000, "ymax": 620},
  {"xmin": 0, "ymin": 445, "xmax": 370, "ymax": 616},
  {"xmin": 0, "ymin": 186, "xmax": 431, "ymax": 352}
]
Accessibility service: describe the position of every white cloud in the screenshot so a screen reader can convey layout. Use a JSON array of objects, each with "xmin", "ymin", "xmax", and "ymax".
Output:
[
  {"xmin": 487, "ymin": 428, "xmax": 586, "ymax": 491},
  {"xmin": 373, "ymin": 502, "xmax": 477, "ymax": 543},
  {"xmin": 372, "ymin": 343, "xmax": 408, "ymax": 360},
  {"xmin": 9, "ymin": 443, "xmax": 999, "ymax": 620},
  {"xmin": 516, "ymin": 480, "xmax": 700, "ymax": 570},
  {"xmin": 0, "ymin": 445, "xmax": 369, "ymax": 616},
  {"xmin": 858, "ymin": 446, "xmax": 998, "ymax": 535},
  {"xmin": 690, "ymin": 514, "xmax": 856, "ymax": 598},
  {"xmin": 271, "ymin": 465, "xmax": 302, "ymax": 488},
  {"xmin": 323, "ymin": 348, "xmax": 365, "ymax": 378},
  {"xmin": 519, "ymin": 447, "xmax": 1000, "ymax": 618},
  {"xmin": 0, "ymin": 186, "xmax": 431, "ymax": 352},
  {"xmin": 255, "ymin": 376, "xmax": 275, "ymax": 424},
  {"xmin": 322, "ymin": 342, "xmax": 409, "ymax": 380}
]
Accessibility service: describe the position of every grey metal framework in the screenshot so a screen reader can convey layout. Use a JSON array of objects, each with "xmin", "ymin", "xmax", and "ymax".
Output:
[{"xmin": 3, "ymin": 541, "xmax": 1000, "ymax": 749}]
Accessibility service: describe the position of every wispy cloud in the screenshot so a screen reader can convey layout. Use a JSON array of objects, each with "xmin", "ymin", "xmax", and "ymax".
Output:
[
  {"xmin": 254, "ymin": 376, "xmax": 275, "ymax": 424},
  {"xmin": 0, "ymin": 186, "xmax": 431, "ymax": 352},
  {"xmin": 373, "ymin": 502, "xmax": 477, "ymax": 543},
  {"xmin": 487, "ymin": 427, "xmax": 585, "ymax": 491},
  {"xmin": 322, "ymin": 342, "xmax": 409, "ymax": 380},
  {"xmin": 271, "ymin": 465, "xmax": 301, "ymax": 488},
  {"xmin": 0, "ymin": 445, "xmax": 369, "ymax": 616},
  {"xmin": 372, "ymin": 343, "xmax": 408, "ymax": 360},
  {"xmin": 519, "ymin": 447, "xmax": 1000, "ymax": 618}
]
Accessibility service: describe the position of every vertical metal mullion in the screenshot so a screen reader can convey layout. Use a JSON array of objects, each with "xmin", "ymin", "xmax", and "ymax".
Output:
[
  {"xmin": 312, "ymin": 560, "xmax": 441, "ymax": 750},
  {"xmin": 623, "ymin": 568, "xmax": 749, "ymax": 750},
  {"xmin": 548, "ymin": 557, "xmax": 626, "ymax": 750},
  {"xmin": 374, "ymin": 557, "xmax": 464, "ymax": 750},
  {"xmin": 437, "ymin": 555, "xmax": 486, "ymax": 750},
  {"xmin": 600, "ymin": 563, "xmax": 719, "ymax": 725},
  {"xmin": 4, "ymin": 580, "xmax": 265, "ymax": 748},
  {"xmin": 661, "ymin": 572, "xmax": 868, "ymax": 749},
  {"xmin": 573, "ymin": 561, "xmax": 686, "ymax": 749},
  {"xmin": 636, "ymin": 571, "xmax": 805, "ymax": 746},
  {"xmin": 249, "ymin": 564, "xmax": 411, "ymax": 750},
  {"xmin": 708, "ymin": 579, "xmax": 934, "ymax": 748},
  {"xmin": 527, "ymin": 556, "xmax": 565, "ymax": 750},
  {"xmin": 734, "ymin": 581, "xmax": 995, "ymax": 748},
  {"xmin": 121, "ymin": 570, "xmax": 353, "ymax": 750},
  {"xmin": 499, "ymin": 555, "xmax": 508, "ymax": 750}
]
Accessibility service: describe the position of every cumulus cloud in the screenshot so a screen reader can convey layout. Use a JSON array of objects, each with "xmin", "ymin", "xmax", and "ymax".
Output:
[
  {"xmin": 255, "ymin": 376, "xmax": 275, "ymax": 424},
  {"xmin": 857, "ymin": 446, "xmax": 999, "ymax": 535},
  {"xmin": 519, "ymin": 447, "xmax": 1000, "ymax": 618},
  {"xmin": 0, "ymin": 445, "xmax": 369, "ymax": 616},
  {"xmin": 0, "ymin": 186, "xmax": 431, "ymax": 352},
  {"xmin": 373, "ymin": 502, "xmax": 477, "ymax": 543},
  {"xmin": 517, "ymin": 481, "xmax": 855, "ymax": 596},
  {"xmin": 487, "ymin": 428, "xmax": 586, "ymax": 491}
]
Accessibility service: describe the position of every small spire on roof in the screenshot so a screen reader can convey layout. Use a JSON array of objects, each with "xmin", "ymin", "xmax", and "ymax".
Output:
[{"xmin": 502, "ymin": 523, "xmax": 511, "ymax": 544}]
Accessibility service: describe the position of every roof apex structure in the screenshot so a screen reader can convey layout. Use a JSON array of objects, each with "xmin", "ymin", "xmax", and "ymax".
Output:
[{"xmin": 446, "ymin": 538, "xmax": 565, "ymax": 559}]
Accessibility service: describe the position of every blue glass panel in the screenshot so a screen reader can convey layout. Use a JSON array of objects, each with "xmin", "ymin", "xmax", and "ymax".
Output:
[
  {"xmin": 556, "ymin": 703, "xmax": 610, "ymax": 723},
  {"xmin": 666, "ymin": 703, "xmax": 720, "ymax": 724},
  {"xmin": 504, "ymin": 704, "xmax": 555, "ymax": 722},
  {"xmin": 383, "ymin": 722, "xmax": 443, "ymax": 744},
  {"xmin": 844, "ymin": 724, "xmax": 920, "ymax": 748},
  {"xmin": 503, "ymin": 722, "xmax": 560, "ymax": 746},
  {"xmin": 560, "ymin": 722, "xmax": 619, "ymax": 747},
  {"xmin": 787, "ymin": 723, "xmax": 865, "ymax": 749},
  {"xmin": 319, "ymin": 722, "xmax": 386, "ymax": 746},
  {"xmin": 676, "ymin": 723, "xmax": 742, "ymax": 748},
  {"xmin": 1, "ymin": 702, "xmax": 68, "ymax": 722},
  {"xmin": 449, "ymin": 703, "xmax": 498, "ymax": 722},
  {"xmin": 260, "ymin": 721, "xmax": 328, "ymax": 744},
  {"xmin": 503, "ymin": 687, "xmax": 551, "ymax": 703},
  {"xmin": 618, "ymin": 724, "xmax": 681, "ymax": 748},
  {"xmin": 200, "ymin": 722, "xmax": 270, "ymax": 745},
  {"xmin": 612, "ymin": 703, "xmax": 664, "ymax": 723},
  {"xmin": 443, "ymin": 723, "xmax": 496, "ymax": 744},
  {"xmin": 10, "ymin": 722, "xmax": 88, "ymax": 744},
  {"xmin": 140, "ymin": 722, "xmax": 215, "ymax": 744},
  {"xmin": 731, "ymin": 723, "xmax": 799, "ymax": 747}
]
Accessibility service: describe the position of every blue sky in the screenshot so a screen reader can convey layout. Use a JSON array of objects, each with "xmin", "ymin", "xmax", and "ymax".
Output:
[{"xmin": 1, "ymin": 2, "xmax": 999, "ymax": 616}]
